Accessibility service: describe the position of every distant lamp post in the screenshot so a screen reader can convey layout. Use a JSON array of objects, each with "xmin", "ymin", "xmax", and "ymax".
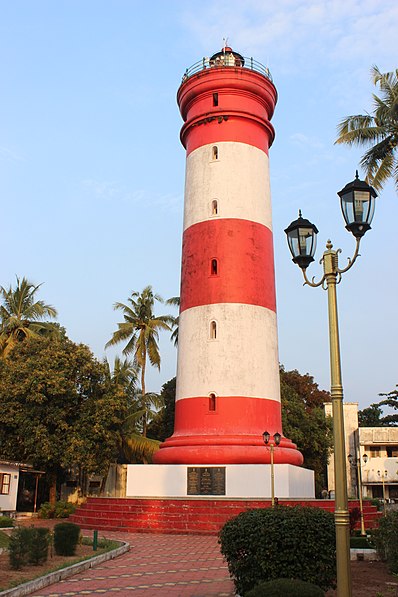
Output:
[
  {"xmin": 378, "ymin": 469, "xmax": 388, "ymax": 515},
  {"xmin": 285, "ymin": 172, "xmax": 377, "ymax": 597},
  {"xmin": 348, "ymin": 453, "xmax": 369, "ymax": 536},
  {"xmin": 263, "ymin": 431, "xmax": 281, "ymax": 506}
]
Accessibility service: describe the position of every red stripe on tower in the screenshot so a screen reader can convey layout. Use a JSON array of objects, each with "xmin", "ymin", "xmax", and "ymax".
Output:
[{"xmin": 154, "ymin": 47, "xmax": 303, "ymax": 465}]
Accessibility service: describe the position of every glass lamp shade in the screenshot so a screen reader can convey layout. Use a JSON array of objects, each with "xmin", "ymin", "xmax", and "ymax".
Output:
[
  {"xmin": 274, "ymin": 432, "xmax": 282, "ymax": 446},
  {"xmin": 263, "ymin": 431, "xmax": 270, "ymax": 445},
  {"xmin": 338, "ymin": 172, "xmax": 377, "ymax": 238},
  {"xmin": 363, "ymin": 454, "xmax": 369, "ymax": 464},
  {"xmin": 284, "ymin": 212, "xmax": 319, "ymax": 269}
]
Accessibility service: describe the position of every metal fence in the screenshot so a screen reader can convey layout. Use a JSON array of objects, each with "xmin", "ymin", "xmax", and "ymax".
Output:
[{"xmin": 181, "ymin": 56, "xmax": 273, "ymax": 83}]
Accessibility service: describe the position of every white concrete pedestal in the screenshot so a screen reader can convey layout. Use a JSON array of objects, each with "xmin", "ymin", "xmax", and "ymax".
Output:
[{"xmin": 126, "ymin": 464, "xmax": 314, "ymax": 498}]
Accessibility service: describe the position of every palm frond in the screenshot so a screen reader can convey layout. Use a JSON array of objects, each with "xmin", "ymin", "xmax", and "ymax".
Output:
[{"xmin": 122, "ymin": 434, "xmax": 160, "ymax": 463}]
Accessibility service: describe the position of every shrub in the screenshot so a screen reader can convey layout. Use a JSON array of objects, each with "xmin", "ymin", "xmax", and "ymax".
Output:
[
  {"xmin": 0, "ymin": 515, "xmax": 15, "ymax": 528},
  {"xmin": 372, "ymin": 511, "xmax": 398, "ymax": 573},
  {"xmin": 54, "ymin": 522, "xmax": 81, "ymax": 556},
  {"xmin": 38, "ymin": 500, "xmax": 76, "ymax": 519},
  {"xmin": 8, "ymin": 527, "xmax": 50, "ymax": 569},
  {"xmin": 371, "ymin": 498, "xmax": 382, "ymax": 511},
  {"xmin": 246, "ymin": 578, "xmax": 325, "ymax": 596},
  {"xmin": 54, "ymin": 500, "xmax": 76, "ymax": 518},
  {"xmin": 38, "ymin": 502, "xmax": 54, "ymax": 519},
  {"xmin": 28, "ymin": 528, "xmax": 50, "ymax": 565},
  {"xmin": 219, "ymin": 506, "xmax": 336, "ymax": 595},
  {"xmin": 8, "ymin": 528, "xmax": 32, "ymax": 570}
]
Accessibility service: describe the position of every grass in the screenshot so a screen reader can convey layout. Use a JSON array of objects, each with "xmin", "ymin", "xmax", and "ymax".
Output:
[{"xmin": 0, "ymin": 531, "xmax": 9, "ymax": 548}]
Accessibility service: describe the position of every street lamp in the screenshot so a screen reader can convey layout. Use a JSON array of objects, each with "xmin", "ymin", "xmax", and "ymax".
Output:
[
  {"xmin": 285, "ymin": 172, "xmax": 377, "ymax": 597},
  {"xmin": 348, "ymin": 452, "xmax": 369, "ymax": 536},
  {"xmin": 377, "ymin": 469, "xmax": 388, "ymax": 515},
  {"xmin": 263, "ymin": 431, "xmax": 281, "ymax": 506}
]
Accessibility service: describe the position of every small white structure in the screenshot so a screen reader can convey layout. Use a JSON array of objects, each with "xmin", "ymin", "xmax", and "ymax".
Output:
[
  {"xmin": 126, "ymin": 464, "xmax": 314, "ymax": 499},
  {"xmin": 0, "ymin": 461, "xmax": 20, "ymax": 515}
]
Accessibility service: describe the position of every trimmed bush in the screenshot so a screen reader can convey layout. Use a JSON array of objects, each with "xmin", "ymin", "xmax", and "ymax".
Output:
[
  {"xmin": 38, "ymin": 500, "xmax": 76, "ymax": 519},
  {"xmin": 372, "ymin": 511, "xmax": 398, "ymax": 573},
  {"xmin": 8, "ymin": 528, "xmax": 32, "ymax": 570},
  {"xmin": 28, "ymin": 528, "xmax": 50, "ymax": 565},
  {"xmin": 54, "ymin": 522, "xmax": 81, "ymax": 556},
  {"xmin": 8, "ymin": 527, "xmax": 50, "ymax": 569},
  {"xmin": 0, "ymin": 515, "xmax": 15, "ymax": 528},
  {"xmin": 219, "ymin": 506, "xmax": 336, "ymax": 595},
  {"xmin": 246, "ymin": 578, "xmax": 325, "ymax": 596}
]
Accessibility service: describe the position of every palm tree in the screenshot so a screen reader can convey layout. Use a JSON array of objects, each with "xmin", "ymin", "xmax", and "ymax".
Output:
[
  {"xmin": 106, "ymin": 355, "xmax": 160, "ymax": 461},
  {"xmin": 105, "ymin": 285, "xmax": 173, "ymax": 435},
  {"xmin": 0, "ymin": 276, "xmax": 58, "ymax": 357},
  {"xmin": 166, "ymin": 296, "xmax": 180, "ymax": 346},
  {"xmin": 335, "ymin": 66, "xmax": 398, "ymax": 192}
]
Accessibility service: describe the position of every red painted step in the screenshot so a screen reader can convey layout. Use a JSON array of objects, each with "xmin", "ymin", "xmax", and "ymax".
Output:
[{"xmin": 69, "ymin": 497, "xmax": 382, "ymax": 535}]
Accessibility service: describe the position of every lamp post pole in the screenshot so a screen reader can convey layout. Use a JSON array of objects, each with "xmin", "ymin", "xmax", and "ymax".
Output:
[
  {"xmin": 263, "ymin": 431, "xmax": 281, "ymax": 506},
  {"xmin": 378, "ymin": 470, "xmax": 387, "ymax": 515},
  {"xmin": 322, "ymin": 241, "xmax": 352, "ymax": 597},
  {"xmin": 348, "ymin": 453, "xmax": 368, "ymax": 536},
  {"xmin": 284, "ymin": 172, "xmax": 377, "ymax": 597}
]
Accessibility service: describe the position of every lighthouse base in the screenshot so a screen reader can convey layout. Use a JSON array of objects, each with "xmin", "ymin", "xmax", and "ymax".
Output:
[{"xmin": 126, "ymin": 464, "xmax": 314, "ymax": 499}]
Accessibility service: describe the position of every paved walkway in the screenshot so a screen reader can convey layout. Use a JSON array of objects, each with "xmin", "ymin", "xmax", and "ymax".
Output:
[{"xmin": 30, "ymin": 531, "xmax": 235, "ymax": 597}]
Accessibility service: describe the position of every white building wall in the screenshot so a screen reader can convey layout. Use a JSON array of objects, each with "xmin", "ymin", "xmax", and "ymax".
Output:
[{"xmin": 0, "ymin": 464, "xmax": 19, "ymax": 513}]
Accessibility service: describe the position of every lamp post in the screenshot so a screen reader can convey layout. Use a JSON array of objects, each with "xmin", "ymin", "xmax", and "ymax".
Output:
[
  {"xmin": 263, "ymin": 431, "xmax": 281, "ymax": 506},
  {"xmin": 377, "ymin": 469, "xmax": 388, "ymax": 515},
  {"xmin": 285, "ymin": 172, "xmax": 377, "ymax": 597},
  {"xmin": 348, "ymin": 453, "xmax": 368, "ymax": 536}
]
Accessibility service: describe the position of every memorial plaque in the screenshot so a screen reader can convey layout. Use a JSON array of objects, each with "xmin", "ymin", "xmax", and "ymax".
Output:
[{"xmin": 187, "ymin": 466, "xmax": 226, "ymax": 495}]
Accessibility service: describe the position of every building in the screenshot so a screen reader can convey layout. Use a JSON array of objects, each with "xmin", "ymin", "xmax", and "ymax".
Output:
[{"xmin": 325, "ymin": 403, "xmax": 398, "ymax": 501}]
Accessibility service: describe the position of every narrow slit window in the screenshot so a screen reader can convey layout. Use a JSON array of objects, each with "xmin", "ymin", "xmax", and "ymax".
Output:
[
  {"xmin": 210, "ymin": 320, "xmax": 217, "ymax": 339},
  {"xmin": 211, "ymin": 200, "xmax": 218, "ymax": 215},
  {"xmin": 209, "ymin": 393, "xmax": 216, "ymax": 411},
  {"xmin": 211, "ymin": 259, "xmax": 218, "ymax": 275},
  {"xmin": 213, "ymin": 92, "xmax": 218, "ymax": 106},
  {"xmin": 212, "ymin": 146, "xmax": 218, "ymax": 160}
]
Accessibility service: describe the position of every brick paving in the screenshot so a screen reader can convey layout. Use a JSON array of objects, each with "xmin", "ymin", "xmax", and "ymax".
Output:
[{"xmin": 30, "ymin": 530, "xmax": 235, "ymax": 597}]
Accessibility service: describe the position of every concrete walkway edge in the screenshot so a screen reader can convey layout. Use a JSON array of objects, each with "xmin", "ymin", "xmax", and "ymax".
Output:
[{"xmin": 0, "ymin": 541, "xmax": 130, "ymax": 597}]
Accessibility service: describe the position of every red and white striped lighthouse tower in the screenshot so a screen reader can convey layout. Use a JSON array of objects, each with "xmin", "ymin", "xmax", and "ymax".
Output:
[{"xmin": 155, "ymin": 47, "xmax": 303, "ymax": 466}]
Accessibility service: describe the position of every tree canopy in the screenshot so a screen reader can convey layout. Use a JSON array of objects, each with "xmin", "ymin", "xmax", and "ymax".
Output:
[
  {"xmin": 377, "ymin": 385, "xmax": 398, "ymax": 426},
  {"xmin": 335, "ymin": 66, "xmax": 398, "ymax": 193},
  {"xmin": 0, "ymin": 337, "xmax": 126, "ymax": 502}
]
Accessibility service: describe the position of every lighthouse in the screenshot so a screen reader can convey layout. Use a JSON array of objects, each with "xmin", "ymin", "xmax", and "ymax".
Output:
[{"xmin": 155, "ymin": 47, "xmax": 303, "ymax": 466}]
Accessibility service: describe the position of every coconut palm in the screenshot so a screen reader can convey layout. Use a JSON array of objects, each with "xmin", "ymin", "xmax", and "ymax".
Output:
[
  {"xmin": 335, "ymin": 66, "xmax": 398, "ymax": 192},
  {"xmin": 106, "ymin": 355, "xmax": 160, "ymax": 461},
  {"xmin": 105, "ymin": 285, "xmax": 173, "ymax": 435},
  {"xmin": 166, "ymin": 296, "xmax": 180, "ymax": 346},
  {"xmin": 0, "ymin": 276, "xmax": 58, "ymax": 357}
]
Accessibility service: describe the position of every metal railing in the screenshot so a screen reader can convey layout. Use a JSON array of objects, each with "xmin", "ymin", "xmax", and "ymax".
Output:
[{"xmin": 181, "ymin": 56, "xmax": 273, "ymax": 84}]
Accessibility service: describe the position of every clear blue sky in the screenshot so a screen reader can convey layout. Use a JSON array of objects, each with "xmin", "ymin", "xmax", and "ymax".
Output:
[{"xmin": 1, "ymin": 1, "xmax": 397, "ymax": 411}]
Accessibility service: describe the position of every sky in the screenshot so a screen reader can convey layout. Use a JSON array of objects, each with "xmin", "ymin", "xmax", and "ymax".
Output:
[{"xmin": 1, "ymin": 0, "xmax": 397, "ymax": 412}]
